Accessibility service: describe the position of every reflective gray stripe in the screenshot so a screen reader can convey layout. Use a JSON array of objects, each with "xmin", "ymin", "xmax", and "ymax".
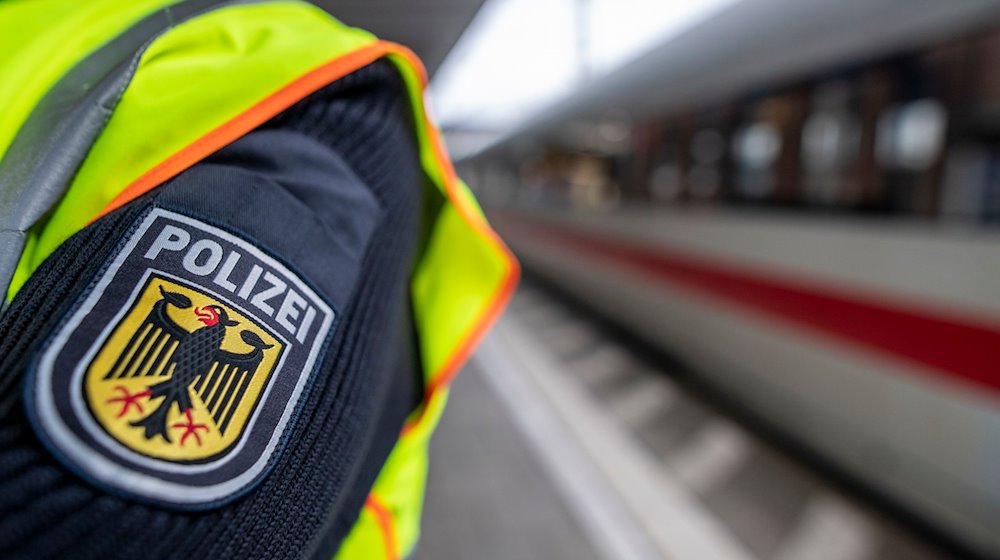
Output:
[{"xmin": 0, "ymin": 0, "xmax": 227, "ymax": 304}]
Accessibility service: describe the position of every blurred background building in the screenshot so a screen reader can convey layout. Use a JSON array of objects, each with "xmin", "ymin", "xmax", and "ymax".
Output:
[{"xmin": 324, "ymin": 1, "xmax": 1000, "ymax": 558}]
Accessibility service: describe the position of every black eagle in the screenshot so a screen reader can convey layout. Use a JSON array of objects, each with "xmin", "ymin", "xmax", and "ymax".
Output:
[{"xmin": 104, "ymin": 286, "xmax": 273, "ymax": 442}]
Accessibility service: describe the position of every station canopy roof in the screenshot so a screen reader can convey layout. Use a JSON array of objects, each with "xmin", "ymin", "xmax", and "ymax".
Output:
[{"xmin": 464, "ymin": 0, "xmax": 1000, "ymax": 160}]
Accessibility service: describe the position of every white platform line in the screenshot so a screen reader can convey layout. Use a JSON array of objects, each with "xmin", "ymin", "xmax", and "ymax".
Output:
[
  {"xmin": 514, "ymin": 300, "xmax": 567, "ymax": 325},
  {"xmin": 772, "ymin": 494, "xmax": 878, "ymax": 560},
  {"xmin": 569, "ymin": 343, "xmax": 635, "ymax": 387},
  {"xmin": 606, "ymin": 374, "xmax": 678, "ymax": 428},
  {"xmin": 479, "ymin": 313, "xmax": 757, "ymax": 560},
  {"xmin": 667, "ymin": 420, "xmax": 751, "ymax": 494},
  {"xmin": 476, "ymin": 329, "xmax": 663, "ymax": 560},
  {"xmin": 542, "ymin": 319, "xmax": 600, "ymax": 355}
]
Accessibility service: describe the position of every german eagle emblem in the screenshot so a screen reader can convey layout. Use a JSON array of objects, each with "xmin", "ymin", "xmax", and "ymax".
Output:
[
  {"xmin": 33, "ymin": 210, "xmax": 331, "ymax": 505},
  {"xmin": 85, "ymin": 276, "xmax": 283, "ymax": 461},
  {"xmin": 105, "ymin": 285, "xmax": 273, "ymax": 444}
]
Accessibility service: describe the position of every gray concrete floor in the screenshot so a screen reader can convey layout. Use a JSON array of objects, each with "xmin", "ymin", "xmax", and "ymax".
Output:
[
  {"xmin": 413, "ymin": 362, "xmax": 602, "ymax": 560},
  {"xmin": 411, "ymin": 281, "xmax": 957, "ymax": 560}
]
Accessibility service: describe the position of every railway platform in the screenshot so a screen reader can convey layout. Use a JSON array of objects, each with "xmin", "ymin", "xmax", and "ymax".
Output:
[{"xmin": 413, "ymin": 280, "xmax": 956, "ymax": 560}]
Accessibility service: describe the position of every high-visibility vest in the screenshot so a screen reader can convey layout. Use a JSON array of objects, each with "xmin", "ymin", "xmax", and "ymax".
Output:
[{"xmin": 0, "ymin": 1, "xmax": 518, "ymax": 558}]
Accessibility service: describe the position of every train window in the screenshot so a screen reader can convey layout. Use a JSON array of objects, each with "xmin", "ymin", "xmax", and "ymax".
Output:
[
  {"xmin": 688, "ymin": 166, "xmax": 721, "ymax": 198},
  {"xmin": 650, "ymin": 163, "xmax": 682, "ymax": 200},
  {"xmin": 650, "ymin": 128, "xmax": 684, "ymax": 202},
  {"xmin": 801, "ymin": 82, "xmax": 862, "ymax": 204},
  {"xmin": 735, "ymin": 122, "xmax": 781, "ymax": 167},
  {"xmin": 689, "ymin": 129, "xmax": 724, "ymax": 199},
  {"xmin": 598, "ymin": 118, "xmax": 631, "ymax": 145},
  {"xmin": 801, "ymin": 113, "xmax": 861, "ymax": 202},
  {"xmin": 692, "ymin": 129, "xmax": 725, "ymax": 164},
  {"xmin": 802, "ymin": 113, "xmax": 860, "ymax": 171},
  {"xmin": 567, "ymin": 155, "xmax": 620, "ymax": 210},
  {"xmin": 733, "ymin": 121, "xmax": 781, "ymax": 198},
  {"xmin": 876, "ymin": 99, "xmax": 947, "ymax": 171},
  {"xmin": 940, "ymin": 146, "xmax": 991, "ymax": 219}
]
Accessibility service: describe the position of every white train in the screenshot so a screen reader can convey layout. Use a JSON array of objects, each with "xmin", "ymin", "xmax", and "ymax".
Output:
[{"xmin": 461, "ymin": 0, "xmax": 1000, "ymax": 557}]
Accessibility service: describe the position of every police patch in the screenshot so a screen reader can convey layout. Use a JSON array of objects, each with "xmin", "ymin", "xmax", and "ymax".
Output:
[{"xmin": 28, "ymin": 208, "xmax": 334, "ymax": 507}]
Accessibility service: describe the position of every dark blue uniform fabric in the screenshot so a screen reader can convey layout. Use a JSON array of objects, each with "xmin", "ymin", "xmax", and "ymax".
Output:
[{"xmin": 0, "ymin": 60, "xmax": 423, "ymax": 559}]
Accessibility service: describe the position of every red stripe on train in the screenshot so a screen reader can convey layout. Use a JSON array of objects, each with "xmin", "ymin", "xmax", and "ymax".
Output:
[{"xmin": 497, "ymin": 215, "xmax": 1000, "ymax": 398}]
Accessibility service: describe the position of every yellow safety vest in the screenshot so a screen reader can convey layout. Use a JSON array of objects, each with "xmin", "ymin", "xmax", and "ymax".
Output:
[{"xmin": 0, "ymin": 1, "xmax": 518, "ymax": 557}]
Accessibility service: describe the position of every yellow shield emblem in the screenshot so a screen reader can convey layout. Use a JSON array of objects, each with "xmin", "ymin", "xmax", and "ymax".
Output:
[
  {"xmin": 85, "ymin": 275, "xmax": 283, "ymax": 462},
  {"xmin": 32, "ymin": 209, "xmax": 334, "ymax": 506}
]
